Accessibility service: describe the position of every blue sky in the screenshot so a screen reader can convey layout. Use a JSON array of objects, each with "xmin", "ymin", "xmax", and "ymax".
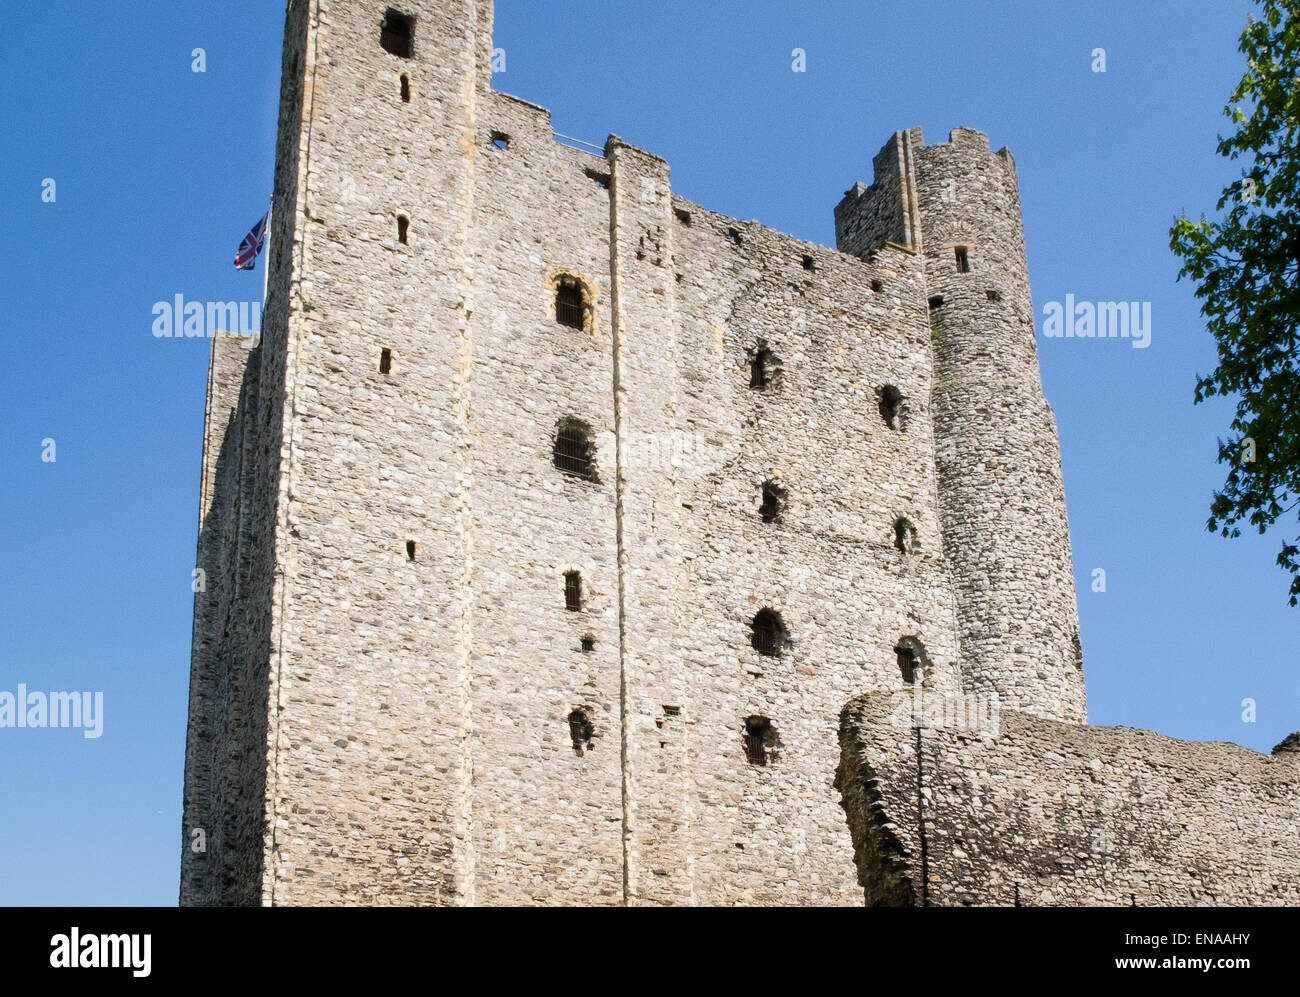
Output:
[{"xmin": 1, "ymin": 0, "xmax": 1293, "ymax": 905}]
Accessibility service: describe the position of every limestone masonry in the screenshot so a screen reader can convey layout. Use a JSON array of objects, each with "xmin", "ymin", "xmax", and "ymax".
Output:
[
  {"xmin": 180, "ymin": 0, "xmax": 1296, "ymax": 905},
  {"xmin": 838, "ymin": 694, "xmax": 1300, "ymax": 906}
]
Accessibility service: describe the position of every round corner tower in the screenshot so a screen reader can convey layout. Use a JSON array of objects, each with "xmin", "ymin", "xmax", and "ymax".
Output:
[{"xmin": 911, "ymin": 127, "xmax": 1086, "ymax": 723}]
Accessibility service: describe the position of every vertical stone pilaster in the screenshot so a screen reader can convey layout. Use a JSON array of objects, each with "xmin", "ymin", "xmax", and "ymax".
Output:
[{"xmin": 607, "ymin": 137, "xmax": 695, "ymax": 905}]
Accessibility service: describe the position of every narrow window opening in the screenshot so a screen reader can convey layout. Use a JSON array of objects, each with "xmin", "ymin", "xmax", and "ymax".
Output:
[
  {"xmin": 674, "ymin": 207, "xmax": 692, "ymax": 226},
  {"xmin": 568, "ymin": 709, "xmax": 594, "ymax": 756},
  {"xmin": 879, "ymin": 385, "xmax": 904, "ymax": 430},
  {"xmin": 896, "ymin": 645, "xmax": 917, "ymax": 684},
  {"xmin": 748, "ymin": 344, "xmax": 779, "ymax": 390},
  {"xmin": 397, "ymin": 214, "xmax": 409, "ymax": 244},
  {"xmin": 955, "ymin": 246, "xmax": 970, "ymax": 273},
  {"xmin": 380, "ymin": 10, "xmax": 413, "ymax": 58},
  {"xmin": 405, "ymin": 539, "xmax": 418, "ymax": 561},
  {"xmin": 986, "ymin": 289, "xmax": 1001, "ymax": 302},
  {"xmin": 399, "ymin": 74, "xmax": 410, "ymax": 102},
  {"xmin": 564, "ymin": 571, "xmax": 583, "ymax": 612},
  {"xmin": 555, "ymin": 278, "xmax": 585, "ymax": 330},
  {"xmin": 894, "ymin": 517, "xmax": 918, "ymax": 554},
  {"xmin": 870, "ymin": 279, "xmax": 883, "ymax": 293},
  {"xmin": 928, "ymin": 295, "xmax": 944, "ymax": 310},
  {"xmin": 553, "ymin": 418, "xmax": 598, "ymax": 482},
  {"xmin": 759, "ymin": 480, "xmax": 785, "ymax": 523},
  {"xmin": 744, "ymin": 716, "xmax": 775, "ymax": 766},
  {"xmin": 801, "ymin": 254, "xmax": 815, "ymax": 271},
  {"xmin": 751, "ymin": 609, "xmax": 786, "ymax": 657},
  {"xmin": 379, "ymin": 348, "xmax": 393, "ymax": 374},
  {"xmin": 585, "ymin": 168, "xmax": 610, "ymax": 189},
  {"xmin": 727, "ymin": 227, "xmax": 743, "ymax": 246},
  {"xmin": 580, "ymin": 635, "xmax": 596, "ymax": 653},
  {"xmin": 490, "ymin": 131, "xmax": 510, "ymax": 150}
]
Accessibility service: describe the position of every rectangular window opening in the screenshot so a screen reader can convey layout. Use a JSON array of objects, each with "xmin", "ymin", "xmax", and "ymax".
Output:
[
  {"xmin": 406, "ymin": 539, "xmax": 418, "ymax": 561},
  {"xmin": 380, "ymin": 348, "xmax": 392, "ymax": 374},
  {"xmin": 555, "ymin": 281, "xmax": 585, "ymax": 330},
  {"xmin": 745, "ymin": 718, "xmax": 770, "ymax": 766},
  {"xmin": 896, "ymin": 646, "xmax": 917, "ymax": 684},
  {"xmin": 585, "ymin": 168, "xmax": 610, "ymax": 189},
  {"xmin": 380, "ymin": 10, "xmax": 414, "ymax": 58},
  {"xmin": 564, "ymin": 571, "xmax": 582, "ymax": 612}
]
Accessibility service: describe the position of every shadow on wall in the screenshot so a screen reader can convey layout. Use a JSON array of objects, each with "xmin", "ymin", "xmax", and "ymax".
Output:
[{"xmin": 181, "ymin": 339, "xmax": 273, "ymax": 907}]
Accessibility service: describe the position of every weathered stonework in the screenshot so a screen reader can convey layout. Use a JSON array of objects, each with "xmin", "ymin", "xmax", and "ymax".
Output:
[
  {"xmin": 837, "ymin": 692, "xmax": 1300, "ymax": 906},
  {"xmin": 181, "ymin": 0, "xmax": 1092, "ymax": 905}
]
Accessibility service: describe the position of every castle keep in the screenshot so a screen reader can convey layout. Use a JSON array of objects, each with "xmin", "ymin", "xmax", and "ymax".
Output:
[{"xmin": 182, "ymin": 0, "xmax": 1096, "ymax": 906}]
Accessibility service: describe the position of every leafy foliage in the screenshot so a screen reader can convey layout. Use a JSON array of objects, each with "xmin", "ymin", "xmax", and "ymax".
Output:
[{"xmin": 1169, "ymin": 1, "xmax": 1300, "ymax": 604}]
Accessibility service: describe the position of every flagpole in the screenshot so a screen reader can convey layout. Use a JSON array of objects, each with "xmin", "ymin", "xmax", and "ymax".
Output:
[{"xmin": 260, "ymin": 197, "xmax": 273, "ymax": 320}]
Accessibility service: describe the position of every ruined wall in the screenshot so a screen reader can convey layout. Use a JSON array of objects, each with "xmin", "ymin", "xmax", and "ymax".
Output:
[
  {"xmin": 837, "ymin": 692, "xmax": 1300, "ymax": 906},
  {"xmin": 183, "ymin": 0, "xmax": 1089, "ymax": 906}
]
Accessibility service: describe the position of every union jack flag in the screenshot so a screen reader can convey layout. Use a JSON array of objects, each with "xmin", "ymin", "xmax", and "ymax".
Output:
[{"xmin": 234, "ymin": 212, "xmax": 269, "ymax": 270}]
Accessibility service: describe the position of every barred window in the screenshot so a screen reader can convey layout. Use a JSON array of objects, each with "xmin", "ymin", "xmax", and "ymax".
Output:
[
  {"xmin": 568, "ymin": 709, "xmax": 593, "ymax": 755},
  {"xmin": 896, "ymin": 645, "xmax": 918, "ymax": 684},
  {"xmin": 751, "ymin": 609, "xmax": 786, "ymax": 657},
  {"xmin": 564, "ymin": 571, "xmax": 582, "ymax": 611},
  {"xmin": 553, "ymin": 418, "xmax": 597, "ymax": 482},
  {"xmin": 744, "ymin": 716, "xmax": 774, "ymax": 766},
  {"xmin": 556, "ymin": 278, "xmax": 584, "ymax": 330}
]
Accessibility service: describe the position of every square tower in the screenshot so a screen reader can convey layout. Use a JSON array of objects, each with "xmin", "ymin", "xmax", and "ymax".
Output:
[{"xmin": 182, "ymin": 1, "xmax": 1078, "ymax": 906}]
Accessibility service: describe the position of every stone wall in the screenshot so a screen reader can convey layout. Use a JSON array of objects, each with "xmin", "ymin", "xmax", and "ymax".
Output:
[
  {"xmin": 182, "ymin": 0, "xmax": 1088, "ymax": 905},
  {"xmin": 837, "ymin": 691, "xmax": 1300, "ymax": 906},
  {"xmin": 836, "ymin": 128, "xmax": 1086, "ymax": 723}
]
